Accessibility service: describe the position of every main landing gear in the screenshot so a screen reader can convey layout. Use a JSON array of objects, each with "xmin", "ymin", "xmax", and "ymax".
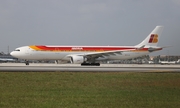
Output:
[{"xmin": 81, "ymin": 63, "xmax": 100, "ymax": 66}]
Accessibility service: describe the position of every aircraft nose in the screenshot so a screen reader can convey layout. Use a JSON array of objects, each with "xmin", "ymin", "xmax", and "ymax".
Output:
[
  {"xmin": 10, "ymin": 51, "xmax": 20, "ymax": 58},
  {"xmin": 10, "ymin": 51, "xmax": 15, "ymax": 57}
]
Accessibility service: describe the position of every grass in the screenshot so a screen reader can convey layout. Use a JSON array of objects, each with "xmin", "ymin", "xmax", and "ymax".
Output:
[{"xmin": 0, "ymin": 72, "xmax": 180, "ymax": 108}]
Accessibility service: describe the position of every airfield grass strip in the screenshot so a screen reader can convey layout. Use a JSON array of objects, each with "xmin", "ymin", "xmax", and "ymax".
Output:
[{"xmin": 0, "ymin": 72, "xmax": 180, "ymax": 108}]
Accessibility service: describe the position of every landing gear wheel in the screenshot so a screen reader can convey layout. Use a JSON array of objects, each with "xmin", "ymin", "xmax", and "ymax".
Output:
[
  {"xmin": 81, "ymin": 63, "xmax": 100, "ymax": 66},
  {"xmin": 25, "ymin": 60, "xmax": 29, "ymax": 65}
]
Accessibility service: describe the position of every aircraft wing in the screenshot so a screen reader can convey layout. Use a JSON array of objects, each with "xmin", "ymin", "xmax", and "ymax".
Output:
[
  {"xmin": 83, "ymin": 49, "xmax": 136, "ymax": 58},
  {"xmin": 66, "ymin": 49, "xmax": 136, "ymax": 59}
]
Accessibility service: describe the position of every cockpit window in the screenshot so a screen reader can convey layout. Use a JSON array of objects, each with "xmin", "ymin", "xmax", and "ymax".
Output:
[{"xmin": 15, "ymin": 49, "xmax": 20, "ymax": 51}]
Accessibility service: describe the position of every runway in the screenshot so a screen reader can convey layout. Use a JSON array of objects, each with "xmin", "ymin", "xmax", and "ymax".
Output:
[{"xmin": 0, "ymin": 63, "xmax": 180, "ymax": 72}]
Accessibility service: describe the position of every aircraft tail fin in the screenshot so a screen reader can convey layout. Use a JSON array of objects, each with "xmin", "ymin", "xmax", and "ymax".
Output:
[{"xmin": 136, "ymin": 26, "xmax": 164, "ymax": 47}]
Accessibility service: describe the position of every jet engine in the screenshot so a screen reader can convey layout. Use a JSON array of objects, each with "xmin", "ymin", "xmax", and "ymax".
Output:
[{"xmin": 70, "ymin": 55, "xmax": 84, "ymax": 64}]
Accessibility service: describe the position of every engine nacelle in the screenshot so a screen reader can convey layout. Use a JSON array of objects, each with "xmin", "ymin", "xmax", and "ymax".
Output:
[
  {"xmin": 55, "ymin": 60, "xmax": 69, "ymax": 64},
  {"xmin": 70, "ymin": 55, "xmax": 84, "ymax": 64}
]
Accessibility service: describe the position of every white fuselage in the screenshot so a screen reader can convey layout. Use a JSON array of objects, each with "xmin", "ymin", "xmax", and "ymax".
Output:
[{"xmin": 10, "ymin": 46, "xmax": 150, "ymax": 61}]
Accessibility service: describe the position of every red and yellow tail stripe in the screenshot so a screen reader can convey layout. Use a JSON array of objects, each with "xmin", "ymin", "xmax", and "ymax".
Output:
[{"xmin": 149, "ymin": 34, "xmax": 158, "ymax": 43}]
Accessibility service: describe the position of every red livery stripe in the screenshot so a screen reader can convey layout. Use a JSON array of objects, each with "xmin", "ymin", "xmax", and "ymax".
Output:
[{"xmin": 30, "ymin": 45, "xmax": 140, "ymax": 52}]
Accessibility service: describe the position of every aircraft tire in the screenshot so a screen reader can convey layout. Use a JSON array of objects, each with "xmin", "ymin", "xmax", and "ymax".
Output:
[{"xmin": 81, "ymin": 63, "xmax": 100, "ymax": 66}]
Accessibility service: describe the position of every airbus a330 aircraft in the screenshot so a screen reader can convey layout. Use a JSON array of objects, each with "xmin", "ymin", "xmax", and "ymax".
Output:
[
  {"xmin": 10, "ymin": 26, "xmax": 164, "ymax": 66},
  {"xmin": 0, "ymin": 58, "xmax": 16, "ymax": 62}
]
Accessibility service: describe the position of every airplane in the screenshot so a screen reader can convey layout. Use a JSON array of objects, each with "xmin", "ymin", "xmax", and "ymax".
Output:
[
  {"xmin": 10, "ymin": 26, "xmax": 164, "ymax": 66},
  {"xmin": 159, "ymin": 59, "xmax": 180, "ymax": 65},
  {"xmin": 148, "ymin": 61, "xmax": 154, "ymax": 64},
  {"xmin": 0, "ymin": 58, "xmax": 16, "ymax": 62}
]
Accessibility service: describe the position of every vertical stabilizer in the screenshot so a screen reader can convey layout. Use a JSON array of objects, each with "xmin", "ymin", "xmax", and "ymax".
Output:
[{"xmin": 136, "ymin": 26, "xmax": 164, "ymax": 47}]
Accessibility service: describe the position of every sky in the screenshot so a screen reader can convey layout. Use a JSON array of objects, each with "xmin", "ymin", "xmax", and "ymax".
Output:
[{"xmin": 0, "ymin": 0, "xmax": 180, "ymax": 56}]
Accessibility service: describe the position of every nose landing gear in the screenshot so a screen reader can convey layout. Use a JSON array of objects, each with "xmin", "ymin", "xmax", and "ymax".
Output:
[{"xmin": 25, "ymin": 60, "xmax": 29, "ymax": 65}]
